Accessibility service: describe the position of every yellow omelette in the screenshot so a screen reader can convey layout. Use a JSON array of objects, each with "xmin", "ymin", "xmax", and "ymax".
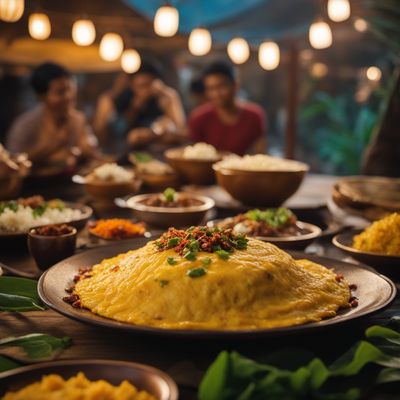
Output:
[{"xmin": 73, "ymin": 236, "xmax": 351, "ymax": 330}]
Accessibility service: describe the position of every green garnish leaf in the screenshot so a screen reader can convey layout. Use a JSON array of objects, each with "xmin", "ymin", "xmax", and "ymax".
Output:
[
  {"xmin": 185, "ymin": 251, "xmax": 197, "ymax": 261},
  {"xmin": 159, "ymin": 279, "xmax": 169, "ymax": 287},
  {"xmin": 201, "ymin": 257, "xmax": 212, "ymax": 267},
  {"xmin": 187, "ymin": 267, "xmax": 207, "ymax": 278},
  {"xmin": 0, "ymin": 277, "xmax": 45, "ymax": 311},
  {"xmin": 0, "ymin": 333, "xmax": 72, "ymax": 360},
  {"xmin": 163, "ymin": 187, "xmax": 176, "ymax": 202},
  {"xmin": 167, "ymin": 257, "xmax": 177, "ymax": 265},
  {"xmin": 132, "ymin": 151, "xmax": 153, "ymax": 163},
  {"xmin": 167, "ymin": 237, "xmax": 181, "ymax": 247},
  {"xmin": 216, "ymin": 249, "xmax": 230, "ymax": 260},
  {"xmin": 0, "ymin": 355, "xmax": 20, "ymax": 372},
  {"xmin": 32, "ymin": 204, "xmax": 47, "ymax": 218}
]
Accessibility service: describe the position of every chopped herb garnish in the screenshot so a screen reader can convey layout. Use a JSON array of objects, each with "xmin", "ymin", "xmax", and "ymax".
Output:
[
  {"xmin": 32, "ymin": 204, "xmax": 47, "ymax": 217},
  {"xmin": 155, "ymin": 226, "xmax": 248, "ymax": 262},
  {"xmin": 201, "ymin": 257, "xmax": 212, "ymax": 267},
  {"xmin": 163, "ymin": 187, "xmax": 176, "ymax": 202},
  {"xmin": 245, "ymin": 207, "xmax": 295, "ymax": 228},
  {"xmin": 187, "ymin": 268, "xmax": 207, "ymax": 278},
  {"xmin": 184, "ymin": 251, "xmax": 197, "ymax": 261},
  {"xmin": 168, "ymin": 237, "xmax": 181, "ymax": 247},
  {"xmin": 167, "ymin": 257, "xmax": 177, "ymax": 265},
  {"xmin": 159, "ymin": 279, "xmax": 169, "ymax": 287},
  {"xmin": 216, "ymin": 249, "xmax": 230, "ymax": 260}
]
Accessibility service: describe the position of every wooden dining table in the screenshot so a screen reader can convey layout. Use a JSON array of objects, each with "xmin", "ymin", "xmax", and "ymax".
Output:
[{"xmin": 1, "ymin": 174, "xmax": 399, "ymax": 399}]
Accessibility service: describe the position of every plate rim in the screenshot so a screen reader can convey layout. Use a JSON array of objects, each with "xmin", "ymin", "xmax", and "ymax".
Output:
[
  {"xmin": 0, "ymin": 358, "xmax": 178, "ymax": 400},
  {"xmin": 38, "ymin": 240, "xmax": 397, "ymax": 339},
  {"xmin": 333, "ymin": 229, "xmax": 400, "ymax": 260}
]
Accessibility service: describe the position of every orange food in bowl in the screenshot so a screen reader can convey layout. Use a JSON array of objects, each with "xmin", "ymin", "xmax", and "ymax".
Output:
[{"xmin": 89, "ymin": 219, "xmax": 145, "ymax": 240}]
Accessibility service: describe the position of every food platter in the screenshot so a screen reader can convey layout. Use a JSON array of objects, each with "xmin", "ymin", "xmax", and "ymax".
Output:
[
  {"xmin": 0, "ymin": 359, "xmax": 178, "ymax": 400},
  {"xmin": 207, "ymin": 219, "xmax": 321, "ymax": 250},
  {"xmin": 38, "ymin": 238, "xmax": 396, "ymax": 339},
  {"xmin": 0, "ymin": 202, "xmax": 93, "ymax": 242},
  {"xmin": 333, "ymin": 229, "xmax": 400, "ymax": 270}
]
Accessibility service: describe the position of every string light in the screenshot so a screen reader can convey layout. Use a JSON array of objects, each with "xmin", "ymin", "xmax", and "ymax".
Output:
[
  {"xmin": 28, "ymin": 13, "xmax": 51, "ymax": 40},
  {"xmin": 72, "ymin": 19, "xmax": 96, "ymax": 46},
  {"xmin": 0, "ymin": 0, "xmax": 24, "ymax": 22},
  {"xmin": 311, "ymin": 62, "xmax": 328, "ymax": 78},
  {"xmin": 188, "ymin": 28, "xmax": 212, "ymax": 56},
  {"xmin": 121, "ymin": 49, "xmax": 141, "ymax": 73},
  {"xmin": 258, "ymin": 41, "xmax": 280, "ymax": 70},
  {"xmin": 366, "ymin": 66, "xmax": 381, "ymax": 81},
  {"xmin": 327, "ymin": 0, "xmax": 351, "ymax": 22},
  {"xmin": 309, "ymin": 21, "xmax": 332, "ymax": 49},
  {"xmin": 99, "ymin": 33, "xmax": 123, "ymax": 61},
  {"xmin": 154, "ymin": 4, "xmax": 179, "ymax": 37},
  {"xmin": 354, "ymin": 18, "xmax": 368, "ymax": 32},
  {"xmin": 227, "ymin": 37, "xmax": 250, "ymax": 64}
]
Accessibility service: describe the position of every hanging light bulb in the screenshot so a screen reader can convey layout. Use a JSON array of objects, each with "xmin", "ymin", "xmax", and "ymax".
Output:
[
  {"xmin": 28, "ymin": 13, "xmax": 51, "ymax": 40},
  {"xmin": 72, "ymin": 19, "xmax": 96, "ymax": 46},
  {"xmin": 366, "ymin": 66, "xmax": 381, "ymax": 81},
  {"xmin": 258, "ymin": 41, "xmax": 280, "ymax": 70},
  {"xmin": 188, "ymin": 28, "xmax": 212, "ymax": 56},
  {"xmin": 354, "ymin": 18, "xmax": 368, "ymax": 32},
  {"xmin": 154, "ymin": 4, "xmax": 179, "ymax": 37},
  {"xmin": 99, "ymin": 33, "xmax": 123, "ymax": 61},
  {"xmin": 309, "ymin": 21, "xmax": 332, "ymax": 49},
  {"xmin": 121, "ymin": 49, "xmax": 141, "ymax": 73},
  {"xmin": 327, "ymin": 0, "xmax": 350, "ymax": 22},
  {"xmin": 227, "ymin": 37, "xmax": 250, "ymax": 64},
  {"xmin": 0, "ymin": 0, "xmax": 24, "ymax": 22},
  {"xmin": 311, "ymin": 62, "xmax": 329, "ymax": 78}
]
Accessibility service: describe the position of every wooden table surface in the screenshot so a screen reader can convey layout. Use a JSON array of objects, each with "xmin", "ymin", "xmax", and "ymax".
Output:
[{"xmin": 1, "ymin": 175, "xmax": 399, "ymax": 399}]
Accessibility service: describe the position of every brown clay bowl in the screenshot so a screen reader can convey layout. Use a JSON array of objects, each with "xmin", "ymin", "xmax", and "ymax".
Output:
[
  {"xmin": 138, "ymin": 171, "xmax": 181, "ymax": 191},
  {"xmin": 213, "ymin": 164, "xmax": 308, "ymax": 207},
  {"xmin": 116, "ymin": 193, "xmax": 215, "ymax": 228},
  {"xmin": 165, "ymin": 147, "xmax": 223, "ymax": 185},
  {"xmin": 73, "ymin": 173, "xmax": 142, "ymax": 201},
  {"xmin": 28, "ymin": 225, "xmax": 77, "ymax": 270},
  {"xmin": 0, "ymin": 359, "xmax": 178, "ymax": 400}
]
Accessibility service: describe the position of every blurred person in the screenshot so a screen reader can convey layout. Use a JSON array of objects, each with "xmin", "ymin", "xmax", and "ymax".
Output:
[
  {"xmin": 6, "ymin": 62, "xmax": 98, "ymax": 174},
  {"xmin": 188, "ymin": 61, "xmax": 267, "ymax": 155},
  {"xmin": 93, "ymin": 61, "xmax": 186, "ymax": 158},
  {"xmin": 189, "ymin": 76, "xmax": 207, "ymax": 109}
]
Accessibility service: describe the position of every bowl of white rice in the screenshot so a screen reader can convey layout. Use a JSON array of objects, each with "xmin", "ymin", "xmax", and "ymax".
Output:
[
  {"xmin": 213, "ymin": 154, "xmax": 309, "ymax": 206},
  {"xmin": 165, "ymin": 143, "xmax": 225, "ymax": 185}
]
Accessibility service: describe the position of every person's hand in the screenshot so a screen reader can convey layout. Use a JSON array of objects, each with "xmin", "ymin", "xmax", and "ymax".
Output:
[
  {"xmin": 127, "ymin": 128, "xmax": 156, "ymax": 147},
  {"xmin": 151, "ymin": 79, "xmax": 177, "ymax": 105}
]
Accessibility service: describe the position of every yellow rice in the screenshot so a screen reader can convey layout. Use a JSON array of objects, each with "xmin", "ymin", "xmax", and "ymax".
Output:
[{"xmin": 353, "ymin": 213, "xmax": 400, "ymax": 256}]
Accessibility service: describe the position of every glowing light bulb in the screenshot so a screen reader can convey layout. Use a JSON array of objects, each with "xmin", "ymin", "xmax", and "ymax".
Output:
[
  {"xmin": 121, "ymin": 49, "xmax": 141, "ymax": 73},
  {"xmin": 354, "ymin": 18, "xmax": 368, "ymax": 32},
  {"xmin": 311, "ymin": 62, "xmax": 329, "ymax": 78},
  {"xmin": 258, "ymin": 41, "xmax": 280, "ymax": 70},
  {"xmin": 99, "ymin": 33, "xmax": 123, "ymax": 62},
  {"xmin": 28, "ymin": 13, "xmax": 51, "ymax": 40},
  {"xmin": 0, "ymin": 0, "xmax": 24, "ymax": 22},
  {"xmin": 366, "ymin": 66, "xmax": 381, "ymax": 81},
  {"xmin": 154, "ymin": 5, "xmax": 179, "ymax": 37},
  {"xmin": 72, "ymin": 19, "xmax": 96, "ymax": 46},
  {"xmin": 327, "ymin": 0, "xmax": 351, "ymax": 22},
  {"xmin": 188, "ymin": 28, "xmax": 212, "ymax": 56},
  {"xmin": 309, "ymin": 21, "xmax": 332, "ymax": 49},
  {"xmin": 227, "ymin": 37, "xmax": 250, "ymax": 64}
]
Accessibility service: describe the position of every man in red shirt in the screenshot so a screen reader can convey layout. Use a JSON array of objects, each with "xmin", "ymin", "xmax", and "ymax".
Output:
[{"xmin": 188, "ymin": 61, "xmax": 267, "ymax": 155}]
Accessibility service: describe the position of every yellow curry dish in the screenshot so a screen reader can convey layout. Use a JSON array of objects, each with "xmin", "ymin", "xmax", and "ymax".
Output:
[
  {"xmin": 65, "ymin": 226, "xmax": 354, "ymax": 330},
  {"xmin": 353, "ymin": 213, "xmax": 400, "ymax": 256},
  {"xmin": 2, "ymin": 372, "xmax": 156, "ymax": 400}
]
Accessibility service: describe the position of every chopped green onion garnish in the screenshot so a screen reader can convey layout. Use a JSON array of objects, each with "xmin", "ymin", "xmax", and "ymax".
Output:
[{"xmin": 187, "ymin": 268, "xmax": 207, "ymax": 278}]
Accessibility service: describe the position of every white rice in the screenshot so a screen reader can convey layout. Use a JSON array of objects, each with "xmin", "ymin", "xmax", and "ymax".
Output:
[
  {"xmin": 183, "ymin": 142, "xmax": 219, "ymax": 160},
  {"xmin": 0, "ymin": 205, "xmax": 83, "ymax": 232},
  {"xmin": 215, "ymin": 154, "xmax": 308, "ymax": 171},
  {"xmin": 91, "ymin": 163, "xmax": 134, "ymax": 183}
]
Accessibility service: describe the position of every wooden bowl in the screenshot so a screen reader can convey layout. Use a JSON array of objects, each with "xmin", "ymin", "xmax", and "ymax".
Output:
[
  {"xmin": 138, "ymin": 172, "xmax": 181, "ymax": 191},
  {"xmin": 116, "ymin": 193, "xmax": 215, "ymax": 228},
  {"xmin": 73, "ymin": 174, "xmax": 142, "ymax": 201},
  {"xmin": 164, "ymin": 147, "xmax": 223, "ymax": 185},
  {"xmin": 0, "ymin": 359, "xmax": 178, "ymax": 400},
  {"xmin": 213, "ymin": 165, "xmax": 308, "ymax": 207}
]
